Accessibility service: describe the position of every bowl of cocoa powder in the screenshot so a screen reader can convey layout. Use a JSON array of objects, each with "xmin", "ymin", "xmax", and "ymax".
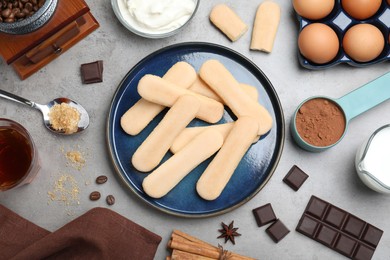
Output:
[
  {"xmin": 291, "ymin": 97, "xmax": 347, "ymax": 152},
  {"xmin": 0, "ymin": 0, "xmax": 58, "ymax": 34}
]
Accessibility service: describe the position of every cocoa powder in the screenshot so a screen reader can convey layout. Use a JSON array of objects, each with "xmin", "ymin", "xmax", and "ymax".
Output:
[{"xmin": 295, "ymin": 98, "xmax": 346, "ymax": 147}]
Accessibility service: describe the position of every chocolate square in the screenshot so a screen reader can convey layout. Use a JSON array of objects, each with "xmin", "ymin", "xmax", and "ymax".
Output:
[
  {"xmin": 343, "ymin": 215, "xmax": 366, "ymax": 238},
  {"xmin": 324, "ymin": 206, "xmax": 347, "ymax": 228},
  {"xmin": 80, "ymin": 60, "xmax": 103, "ymax": 84},
  {"xmin": 266, "ymin": 219, "xmax": 290, "ymax": 243},
  {"xmin": 296, "ymin": 215, "xmax": 319, "ymax": 236},
  {"xmin": 306, "ymin": 196, "xmax": 328, "ymax": 219},
  {"xmin": 354, "ymin": 244, "xmax": 375, "ymax": 260},
  {"xmin": 283, "ymin": 165, "xmax": 309, "ymax": 191},
  {"xmin": 316, "ymin": 225, "xmax": 338, "ymax": 246},
  {"xmin": 362, "ymin": 224, "xmax": 383, "ymax": 247},
  {"xmin": 252, "ymin": 203, "xmax": 277, "ymax": 227},
  {"xmin": 335, "ymin": 235, "xmax": 357, "ymax": 256}
]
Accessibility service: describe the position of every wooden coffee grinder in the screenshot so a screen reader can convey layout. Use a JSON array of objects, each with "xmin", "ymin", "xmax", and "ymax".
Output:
[{"xmin": 0, "ymin": 0, "xmax": 99, "ymax": 80}]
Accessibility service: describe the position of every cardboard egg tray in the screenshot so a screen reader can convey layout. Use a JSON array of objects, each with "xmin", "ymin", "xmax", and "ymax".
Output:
[{"xmin": 296, "ymin": 0, "xmax": 390, "ymax": 69}]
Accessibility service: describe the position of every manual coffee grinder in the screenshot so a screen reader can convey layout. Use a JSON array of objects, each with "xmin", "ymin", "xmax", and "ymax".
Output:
[{"xmin": 0, "ymin": 0, "xmax": 99, "ymax": 80}]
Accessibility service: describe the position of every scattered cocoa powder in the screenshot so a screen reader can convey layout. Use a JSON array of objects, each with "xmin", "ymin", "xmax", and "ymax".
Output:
[{"xmin": 295, "ymin": 98, "xmax": 346, "ymax": 147}]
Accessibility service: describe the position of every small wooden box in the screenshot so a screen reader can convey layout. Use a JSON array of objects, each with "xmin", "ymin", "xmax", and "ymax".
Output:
[{"xmin": 0, "ymin": 0, "xmax": 99, "ymax": 80}]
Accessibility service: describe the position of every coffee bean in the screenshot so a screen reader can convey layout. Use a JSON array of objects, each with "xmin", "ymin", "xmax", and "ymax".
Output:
[
  {"xmin": 2, "ymin": 8, "xmax": 11, "ymax": 18},
  {"xmin": 24, "ymin": 2, "xmax": 32, "ymax": 11},
  {"xmin": 106, "ymin": 195, "xmax": 115, "ymax": 205},
  {"xmin": 15, "ymin": 11, "xmax": 24, "ymax": 18},
  {"xmin": 96, "ymin": 175, "xmax": 108, "ymax": 184},
  {"xmin": 89, "ymin": 191, "xmax": 101, "ymax": 201},
  {"xmin": 12, "ymin": 8, "xmax": 20, "ymax": 14},
  {"xmin": 21, "ymin": 8, "xmax": 29, "ymax": 15}
]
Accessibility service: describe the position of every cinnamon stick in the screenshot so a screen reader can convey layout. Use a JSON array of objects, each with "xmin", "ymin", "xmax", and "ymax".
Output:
[
  {"xmin": 168, "ymin": 230, "xmax": 254, "ymax": 260},
  {"xmin": 170, "ymin": 239, "xmax": 220, "ymax": 258},
  {"xmin": 173, "ymin": 230, "xmax": 215, "ymax": 249},
  {"xmin": 169, "ymin": 230, "xmax": 257, "ymax": 260},
  {"xmin": 171, "ymin": 249, "xmax": 215, "ymax": 260}
]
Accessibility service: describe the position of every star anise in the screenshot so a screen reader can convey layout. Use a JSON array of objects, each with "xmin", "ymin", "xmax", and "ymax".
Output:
[{"xmin": 217, "ymin": 221, "xmax": 241, "ymax": 245}]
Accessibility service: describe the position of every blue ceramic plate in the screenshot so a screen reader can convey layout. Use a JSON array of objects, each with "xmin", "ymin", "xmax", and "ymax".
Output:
[{"xmin": 107, "ymin": 42, "xmax": 284, "ymax": 217}]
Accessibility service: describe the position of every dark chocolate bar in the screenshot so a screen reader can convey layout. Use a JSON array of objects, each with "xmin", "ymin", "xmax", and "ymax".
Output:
[
  {"xmin": 283, "ymin": 165, "xmax": 308, "ymax": 191},
  {"xmin": 80, "ymin": 60, "xmax": 103, "ymax": 84},
  {"xmin": 252, "ymin": 203, "xmax": 277, "ymax": 227},
  {"xmin": 296, "ymin": 196, "xmax": 383, "ymax": 260}
]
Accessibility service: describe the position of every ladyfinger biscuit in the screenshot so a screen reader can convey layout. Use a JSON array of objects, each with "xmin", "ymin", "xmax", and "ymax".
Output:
[
  {"xmin": 241, "ymin": 83, "xmax": 259, "ymax": 101},
  {"xmin": 170, "ymin": 123, "xmax": 234, "ymax": 154},
  {"xmin": 199, "ymin": 59, "xmax": 272, "ymax": 135},
  {"xmin": 189, "ymin": 75, "xmax": 259, "ymax": 103},
  {"xmin": 189, "ymin": 76, "xmax": 223, "ymax": 102},
  {"xmin": 121, "ymin": 61, "xmax": 196, "ymax": 135},
  {"xmin": 138, "ymin": 74, "xmax": 224, "ymax": 124},
  {"xmin": 196, "ymin": 116, "xmax": 259, "ymax": 200},
  {"xmin": 132, "ymin": 95, "xmax": 200, "ymax": 172},
  {"xmin": 210, "ymin": 4, "xmax": 248, "ymax": 42},
  {"xmin": 250, "ymin": 1, "xmax": 281, "ymax": 53},
  {"xmin": 142, "ymin": 129, "xmax": 223, "ymax": 198}
]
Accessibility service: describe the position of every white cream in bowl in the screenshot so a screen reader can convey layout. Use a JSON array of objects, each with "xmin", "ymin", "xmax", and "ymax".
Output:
[{"xmin": 117, "ymin": 0, "xmax": 196, "ymax": 36}]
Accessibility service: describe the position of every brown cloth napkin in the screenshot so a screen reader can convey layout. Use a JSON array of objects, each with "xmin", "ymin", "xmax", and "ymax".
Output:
[{"xmin": 0, "ymin": 205, "xmax": 161, "ymax": 260}]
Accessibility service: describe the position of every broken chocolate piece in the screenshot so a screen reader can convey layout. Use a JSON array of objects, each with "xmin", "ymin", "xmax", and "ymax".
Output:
[
  {"xmin": 252, "ymin": 203, "xmax": 277, "ymax": 227},
  {"xmin": 296, "ymin": 196, "xmax": 383, "ymax": 259},
  {"xmin": 283, "ymin": 165, "xmax": 308, "ymax": 191},
  {"xmin": 266, "ymin": 219, "xmax": 290, "ymax": 243},
  {"xmin": 80, "ymin": 60, "xmax": 103, "ymax": 84}
]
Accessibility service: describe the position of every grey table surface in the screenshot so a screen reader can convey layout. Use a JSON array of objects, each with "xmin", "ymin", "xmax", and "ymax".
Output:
[{"xmin": 1, "ymin": 0, "xmax": 390, "ymax": 259}]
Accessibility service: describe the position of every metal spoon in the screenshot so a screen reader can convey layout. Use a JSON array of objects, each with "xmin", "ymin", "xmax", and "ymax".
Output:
[{"xmin": 0, "ymin": 89, "xmax": 89, "ymax": 135}]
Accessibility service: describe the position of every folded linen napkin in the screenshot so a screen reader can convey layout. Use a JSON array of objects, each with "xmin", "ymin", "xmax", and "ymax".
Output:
[{"xmin": 0, "ymin": 205, "xmax": 161, "ymax": 260}]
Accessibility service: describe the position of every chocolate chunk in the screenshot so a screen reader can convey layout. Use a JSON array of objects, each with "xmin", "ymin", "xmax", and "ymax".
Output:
[
  {"xmin": 80, "ymin": 60, "xmax": 103, "ymax": 84},
  {"xmin": 283, "ymin": 165, "xmax": 308, "ymax": 191},
  {"xmin": 266, "ymin": 219, "xmax": 290, "ymax": 243},
  {"xmin": 252, "ymin": 203, "xmax": 277, "ymax": 227},
  {"xmin": 296, "ymin": 196, "xmax": 383, "ymax": 259}
]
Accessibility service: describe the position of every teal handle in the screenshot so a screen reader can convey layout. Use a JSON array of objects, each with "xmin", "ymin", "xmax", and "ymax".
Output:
[{"xmin": 336, "ymin": 71, "xmax": 390, "ymax": 122}]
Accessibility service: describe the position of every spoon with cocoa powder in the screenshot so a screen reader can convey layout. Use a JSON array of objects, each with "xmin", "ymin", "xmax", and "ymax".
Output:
[
  {"xmin": 0, "ymin": 89, "xmax": 89, "ymax": 135},
  {"xmin": 291, "ymin": 71, "xmax": 390, "ymax": 152}
]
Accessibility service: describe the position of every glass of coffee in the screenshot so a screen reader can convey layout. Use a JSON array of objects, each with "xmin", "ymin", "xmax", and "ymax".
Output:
[{"xmin": 0, "ymin": 118, "xmax": 40, "ymax": 191}]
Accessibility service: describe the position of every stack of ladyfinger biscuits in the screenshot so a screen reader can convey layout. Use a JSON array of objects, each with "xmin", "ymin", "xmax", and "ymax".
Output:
[{"xmin": 121, "ymin": 60, "xmax": 272, "ymax": 200}]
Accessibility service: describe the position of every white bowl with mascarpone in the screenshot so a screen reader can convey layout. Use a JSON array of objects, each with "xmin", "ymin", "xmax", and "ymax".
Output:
[{"xmin": 112, "ymin": 0, "xmax": 199, "ymax": 38}]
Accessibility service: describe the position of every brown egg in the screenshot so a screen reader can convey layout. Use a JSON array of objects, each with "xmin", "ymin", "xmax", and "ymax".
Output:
[
  {"xmin": 298, "ymin": 23, "xmax": 339, "ymax": 64},
  {"xmin": 342, "ymin": 0, "xmax": 382, "ymax": 20},
  {"xmin": 293, "ymin": 0, "xmax": 335, "ymax": 20},
  {"xmin": 343, "ymin": 24, "xmax": 384, "ymax": 62}
]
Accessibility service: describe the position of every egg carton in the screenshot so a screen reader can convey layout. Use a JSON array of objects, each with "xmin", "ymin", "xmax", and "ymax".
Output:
[{"xmin": 296, "ymin": 0, "xmax": 390, "ymax": 69}]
